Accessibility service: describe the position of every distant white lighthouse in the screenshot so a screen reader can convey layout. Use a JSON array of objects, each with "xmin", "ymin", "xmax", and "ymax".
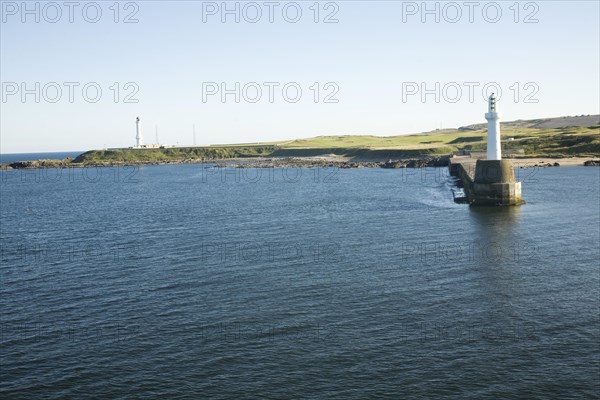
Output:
[
  {"xmin": 485, "ymin": 94, "xmax": 501, "ymax": 160},
  {"xmin": 135, "ymin": 117, "xmax": 143, "ymax": 148}
]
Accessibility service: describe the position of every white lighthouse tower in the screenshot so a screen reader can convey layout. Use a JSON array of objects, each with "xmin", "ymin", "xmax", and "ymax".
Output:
[
  {"xmin": 485, "ymin": 94, "xmax": 501, "ymax": 160},
  {"xmin": 135, "ymin": 117, "xmax": 143, "ymax": 148}
]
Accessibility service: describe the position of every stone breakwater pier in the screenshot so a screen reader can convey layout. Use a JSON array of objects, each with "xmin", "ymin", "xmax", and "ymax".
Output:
[
  {"xmin": 448, "ymin": 94, "xmax": 524, "ymax": 206},
  {"xmin": 449, "ymin": 156, "xmax": 524, "ymax": 206}
]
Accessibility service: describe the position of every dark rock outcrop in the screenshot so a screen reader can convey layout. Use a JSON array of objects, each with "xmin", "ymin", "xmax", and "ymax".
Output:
[
  {"xmin": 8, "ymin": 159, "xmax": 70, "ymax": 169},
  {"xmin": 2, "ymin": 155, "xmax": 453, "ymax": 171},
  {"xmin": 217, "ymin": 156, "xmax": 450, "ymax": 170}
]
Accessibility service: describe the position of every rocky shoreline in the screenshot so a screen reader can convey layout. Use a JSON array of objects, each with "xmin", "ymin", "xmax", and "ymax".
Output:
[
  {"xmin": 1, "ymin": 156, "xmax": 599, "ymax": 171},
  {"xmin": 212, "ymin": 157, "xmax": 452, "ymax": 169},
  {"xmin": 1, "ymin": 156, "xmax": 452, "ymax": 170}
]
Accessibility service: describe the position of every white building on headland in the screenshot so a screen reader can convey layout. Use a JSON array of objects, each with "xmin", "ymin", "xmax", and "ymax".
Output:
[
  {"xmin": 132, "ymin": 117, "xmax": 168, "ymax": 149},
  {"xmin": 135, "ymin": 117, "xmax": 143, "ymax": 147}
]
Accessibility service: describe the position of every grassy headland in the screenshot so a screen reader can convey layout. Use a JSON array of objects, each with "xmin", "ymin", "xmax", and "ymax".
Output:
[
  {"xmin": 4, "ymin": 115, "xmax": 599, "ymax": 169},
  {"xmin": 73, "ymin": 146, "xmax": 276, "ymax": 163},
  {"xmin": 272, "ymin": 119, "xmax": 599, "ymax": 158}
]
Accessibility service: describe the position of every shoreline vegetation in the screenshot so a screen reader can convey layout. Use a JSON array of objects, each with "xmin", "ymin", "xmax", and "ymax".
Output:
[{"xmin": 3, "ymin": 116, "xmax": 599, "ymax": 170}]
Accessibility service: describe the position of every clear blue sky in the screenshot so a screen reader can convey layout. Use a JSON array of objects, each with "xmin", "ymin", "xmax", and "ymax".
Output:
[{"xmin": 1, "ymin": 0, "xmax": 599, "ymax": 152}]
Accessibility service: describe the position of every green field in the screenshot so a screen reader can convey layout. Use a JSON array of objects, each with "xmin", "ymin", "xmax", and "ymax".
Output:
[
  {"xmin": 73, "ymin": 146, "xmax": 276, "ymax": 163},
  {"xmin": 276, "ymin": 124, "xmax": 599, "ymax": 157},
  {"xmin": 71, "ymin": 117, "xmax": 599, "ymax": 163}
]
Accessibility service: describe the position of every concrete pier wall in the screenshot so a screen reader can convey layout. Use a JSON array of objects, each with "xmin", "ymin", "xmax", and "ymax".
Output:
[{"xmin": 449, "ymin": 157, "xmax": 524, "ymax": 206}]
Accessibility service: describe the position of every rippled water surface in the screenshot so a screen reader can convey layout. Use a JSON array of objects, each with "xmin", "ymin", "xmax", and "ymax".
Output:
[{"xmin": 1, "ymin": 165, "xmax": 599, "ymax": 398}]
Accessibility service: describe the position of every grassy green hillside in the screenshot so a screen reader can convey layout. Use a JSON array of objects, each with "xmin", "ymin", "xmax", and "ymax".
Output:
[
  {"xmin": 279, "ymin": 130, "xmax": 477, "ymax": 150},
  {"xmin": 74, "ymin": 146, "xmax": 276, "ymax": 163},
  {"xmin": 273, "ymin": 124, "xmax": 599, "ymax": 158},
  {"xmin": 72, "ymin": 116, "xmax": 599, "ymax": 163},
  {"xmin": 451, "ymin": 125, "xmax": 599, "ymax": 157}
]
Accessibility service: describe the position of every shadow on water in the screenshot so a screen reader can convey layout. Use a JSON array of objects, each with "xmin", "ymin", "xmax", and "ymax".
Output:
[
  {"xmin": 467, "ymin": 206, "xmax": 524, "ymax": 318},
  {"xmin": 469, "ymin": 205, "xmax": 522, "ymax": 240}
]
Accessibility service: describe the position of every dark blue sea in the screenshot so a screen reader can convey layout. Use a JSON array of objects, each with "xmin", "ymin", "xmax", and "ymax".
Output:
[
  {"xmin": 0, "ymin": 152, "xmax": 83, "ymax": 164},
  {"xmin": 1, "ymin": 164, "xmax": 599, "ymax": 398}
]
